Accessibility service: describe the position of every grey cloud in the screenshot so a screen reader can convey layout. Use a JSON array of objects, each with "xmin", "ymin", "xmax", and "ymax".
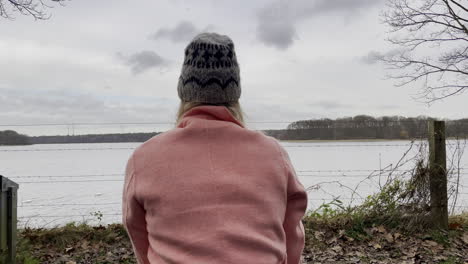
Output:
[
  {"xmin": 0, "ymin": 88, "xmax": 102, "ymax": 114},
  {"xmin": 0, "ymin": 88, "xmax": 177, "ymax": 127},
  {"xmin": 359, "ymin": 49, "xmax": 402, "ymax": 65},
  {"xmin": 256, "ymin": 0, "xmax": 383, "ymax": 49},
  {"xmin": 299, "ymin": 0, "xmax": 381, "ymax": 16},
  {"xmin": 378, "ymin": 104, "xmax": 400, "ymax": 110},
  {"xmin": 360, "ymin": 51, "xmax": 384, "ymax": 65},
  {"xmin": 256, "ymin": 2, "xmax": 296, "ymax": 50},
  {"xmin": 151, "ymin": 21, "xmax": 214, "ymax": 43},
  {"xmin": 315, "ymin": 100, "xmax": 352, "ymax": 109},
  {"xmin": 118, "ymin": 50, "xmax": 167, "ymax": 74},
  {"xmin": 308, "ymin": 100, "xmax": 353, "ymax": 110},
  {"xmin": 257, "ymin": 21, "xmax": 297, "ymax": 50}
]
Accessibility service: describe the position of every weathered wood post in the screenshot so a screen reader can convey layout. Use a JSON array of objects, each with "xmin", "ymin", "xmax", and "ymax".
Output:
[
  {"xmin": 0, "ymin": 176, "xmax": 19, "ymax": 264},
  {"xmin": 428, "ymin": 121, "xmax": 448, "ymax": 229}
]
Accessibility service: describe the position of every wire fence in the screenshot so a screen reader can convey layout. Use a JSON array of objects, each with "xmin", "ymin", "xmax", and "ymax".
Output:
[
  {"xmin": 1, "ymin": 121, "xmax": 467, "ymax": 228},
  {"xmin": 0, "ymin": 144, "xmax": 416, "ymax": 152}
]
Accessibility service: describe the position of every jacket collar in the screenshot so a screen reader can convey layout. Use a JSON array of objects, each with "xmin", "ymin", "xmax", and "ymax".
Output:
[{"xmin": 177, "ymin": 105, "xmax": 245, "ymax": 128}]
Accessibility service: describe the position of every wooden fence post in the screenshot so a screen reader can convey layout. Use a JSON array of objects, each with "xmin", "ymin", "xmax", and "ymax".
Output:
[
  {"xmin": 428, "ymin": 121, "xmax": 448, "ymax": 229},
  {"xmin": 0, "ymin": 176, "xmax": 19, "ymax": 264}
]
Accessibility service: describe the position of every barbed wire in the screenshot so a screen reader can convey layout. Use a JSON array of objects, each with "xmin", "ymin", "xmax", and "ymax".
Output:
[
  {"xmin": 16, "ymin": 198, "xmax": 377, "ymax": 207},
  {"xmin": 7, "ymin": 167, "xmax": 468, "ymax": 177},
  {"xmin": 9, "ymin": 173, "xmax": 123, "ymax": 179},
  {"xmin": 17, "ymin": 179, "xmax": 124, "ymax": 184},
  {"xmin": 14, "ymin": 195, "xmax": 468, "ymax": 208},
  {"xmin": 2, "ymin": 119, "xmax": 468, "ymax": 127},
  {"xmin": 0, "ymin": 139, "xmax": 465, "ymax": 153},
  {"xmin": 298, "ymin": 169, "xmax": 410, "ymax": 173},
  {"xmin": 7, "ymin": 168, "xmax": 468, "ymax": 180},
  {"xmin": 300, "ymin": 174, "xmax": 390, "ymax": 178},
  {"xmin": 14, "ymin": 174, "xmax": 468, "ymax": 183},
  {"xmin": 18, "ymin": 206, "xmax": 468, "ymax": 221},
  {"xmin": 284, "ymin": 144, "xmax": 415, "ymax": 147},
  {"xmin": 301, "ymin": 172, "xmax": 468, "ymax": 176},
  {"xmin": 18, "ymin": 213, "xmax": 122, "ymax": 219},
  {"xmin": 18, "ymin": 202, "xmax": 120, "ymax": 207},
  {"xmin": 0, "ymin": 147, "xmax": 135, "ymax": 152},
  {"xmin": 16, "ymin": 197, "xmax": 468, "ymax": 209},
  {"xmin": 0, "ymin": 121, "xmax": 300, "ymax": 127},
  {"xmin": 0, "ymin": 144, "xmax": 418, "ymax": 152}
]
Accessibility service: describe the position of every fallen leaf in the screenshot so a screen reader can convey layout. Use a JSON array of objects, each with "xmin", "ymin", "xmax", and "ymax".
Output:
[
  {"xmin": 434, "ymin": 255, "xmax": 447, "ymax": 261},
  {"xmin": 314, "ymin": 231, "xmax": 325, "ymax": 240},
  {"xmin": 372, "ymin": 225, "xmax": 386, "ymax": 234},
  {"xmin": 462, "ymin": 233, "xmax": 468, "ymax": 245},
  {"xmin": 326, "ymin": 236, "xmax": 337, "ymax": 245},
  {"xmin": 394, "ymin": 232, "xmax": 402, "ymax": 240},
  {"xmin": 370, "ymin": 243, "xmax": 382, "ymax": 249},
  {"xmin": 338, "ymin": 229, "xmax": 345, "ymax": 237},
  {"xmin": 331, "ymin": 245, "xmax": 342, "ymax": 253},
  {"xmin": 81, "ymin": 240, "xmax": 89, "ymax": 249},
  {"xmin": 384, "ymin": 233, "xmax": 394, "ymax": 243},
  {"xmin": 376, "ymin": 225, "xmax": 386, "ymax": 233},
  {"xmin": 423, "ymin": 240, "xmax": 439, "ymax": 247}
]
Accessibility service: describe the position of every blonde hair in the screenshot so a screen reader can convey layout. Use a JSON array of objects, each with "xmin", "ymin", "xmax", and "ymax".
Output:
[{"xmin": 175, "ymin": 101, "xmax": 247, "ymax": 128}]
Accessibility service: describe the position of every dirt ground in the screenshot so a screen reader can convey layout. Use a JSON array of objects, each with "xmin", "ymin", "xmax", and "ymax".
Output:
[{"xmin": 15, "ymin": 219, "xmax": 468, "ymax": 264}]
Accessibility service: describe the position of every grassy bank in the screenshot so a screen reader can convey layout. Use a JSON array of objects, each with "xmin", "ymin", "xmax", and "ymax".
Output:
[{"xmin": 15, "ymin": 213, "xmax": 467, "ymax": 264}]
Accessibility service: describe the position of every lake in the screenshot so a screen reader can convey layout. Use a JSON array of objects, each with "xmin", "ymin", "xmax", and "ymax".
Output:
[{"xmin": 1, "ymin": 140, "xmax": 466, "ymax": 227}]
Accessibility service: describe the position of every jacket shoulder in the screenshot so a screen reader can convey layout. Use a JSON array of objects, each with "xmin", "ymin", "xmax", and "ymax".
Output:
[
  {"xmin": 256, "ymin": 131, "xmax": 282, "ymax": 148},
  {"xmin": 130, "ymin": 130, "xmax": 171, "ymax": 158}
]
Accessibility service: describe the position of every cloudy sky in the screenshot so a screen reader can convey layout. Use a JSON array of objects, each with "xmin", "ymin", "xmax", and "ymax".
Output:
[{"xmin": 1, "ymin": 0, "xmax": 467, "ymax": 136}]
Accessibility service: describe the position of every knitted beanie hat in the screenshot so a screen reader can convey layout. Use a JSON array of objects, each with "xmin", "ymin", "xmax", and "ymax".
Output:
[{"xmin": 177, "ymin": 32, "xmax": 241, "ymax": 103}]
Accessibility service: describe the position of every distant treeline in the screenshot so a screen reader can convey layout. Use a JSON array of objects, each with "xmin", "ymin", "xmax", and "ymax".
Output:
[
  {"xmin": 29, "ymin": 133, "xmax": 161, "ymax": 144},
  {"xmin": 0, "ymin": 130, "xmax": 30, "ymax": 145},
  {"xmin": 263, "ymin": 115, "xmax": 468, "ymax": 140},
  {"xmin": 2, "ymin": 116, "xmax": 468, "ymax": 145}
]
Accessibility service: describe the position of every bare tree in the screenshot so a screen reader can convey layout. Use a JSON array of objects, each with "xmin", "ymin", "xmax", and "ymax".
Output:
[
  {"xmin": 381, "ymin": 0, "xmax": 468, "ymax": 103},
  {"xmin": 0, "ymin": 0, "xmax": 65, "ymax": 20}
]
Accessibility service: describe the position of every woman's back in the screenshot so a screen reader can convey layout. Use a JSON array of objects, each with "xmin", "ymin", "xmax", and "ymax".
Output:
[
  {"xmin": 123, "ymin": 105, "xmax": 307, "ymax": 264},
  {"xmin": 123, "ymin": 32, "xmax": 307, "ymax": 264}
]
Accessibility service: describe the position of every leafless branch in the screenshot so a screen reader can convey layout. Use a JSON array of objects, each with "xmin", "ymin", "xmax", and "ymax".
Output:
[
  {"xmin": 0, "ymin": 0, "xmax": 66, "ymax": 20},
  {"xmin": 381, "ymin": 0, "xmax": 468, "ymax": 102}
]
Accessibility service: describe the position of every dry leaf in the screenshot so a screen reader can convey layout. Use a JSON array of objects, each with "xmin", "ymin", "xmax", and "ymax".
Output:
[
  {"xmin": 434, "ymin": 255, "xmax": 447, "ymax": 261},
  {"xmin": 376, "ymin": 225, "xmax": 386, "ymax": 233},
  {"xmin": 370, "ymin": 243, "xmax": 382, "ymax": 249},
  {"xmin": 423, "ymin": 240, "xmax": 439, "ymax": 247},
  {"xmin": 338, "ymin": 229, "xmax": 345, "ymax": 237},
  {"xmin": 462, "ymin": 233, "xmax": 468, "ymax": 244},
  {"xmin": 384, "ymin": 233, "xmax": 394, "ymax": 243},
  {"xmin": 331, "ymin": 245, "xmax": 343, "ymax": 253},
  {"xmin": 371, "ymin": 225, "xmax": 387, "ymax": 234},
  {"xmin": 81, "ymin": 240, "xmax": 89, "ymax": 249},
  {"xmin": 394, "ymin": 232, "xmax": 402, "ymax": 240},
  {"xmin": 314, "ymin": 231, "xmax": 324, "ymax": 240},
  {"xmin": 326, "ymin": 236, "xmax": 337, "ymax": 245}
]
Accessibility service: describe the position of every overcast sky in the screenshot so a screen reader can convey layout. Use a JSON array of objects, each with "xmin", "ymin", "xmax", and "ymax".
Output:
[{"xmin": 1, "ymin": 0, "xmax": 467, "ymax": 136}]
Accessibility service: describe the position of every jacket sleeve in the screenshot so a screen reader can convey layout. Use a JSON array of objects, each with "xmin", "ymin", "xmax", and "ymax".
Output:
[
  {"xmin": 122, "ymin": 154, "xmax": 150, "ymax": 264},
  {"xmin": 277, "ymin": 142, "xmax": 308, "ymax": 264}
]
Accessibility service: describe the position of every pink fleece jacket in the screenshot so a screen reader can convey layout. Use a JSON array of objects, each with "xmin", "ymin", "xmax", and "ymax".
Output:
[{"xmin": 122, "ymin": 105, "xmax": 308, "ymax": 264}]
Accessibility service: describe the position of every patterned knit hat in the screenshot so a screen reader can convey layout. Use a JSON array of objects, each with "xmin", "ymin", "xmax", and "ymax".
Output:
[{"xmin": 177, "ymin": 32, "xmax": 241, "ymax": 103}]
